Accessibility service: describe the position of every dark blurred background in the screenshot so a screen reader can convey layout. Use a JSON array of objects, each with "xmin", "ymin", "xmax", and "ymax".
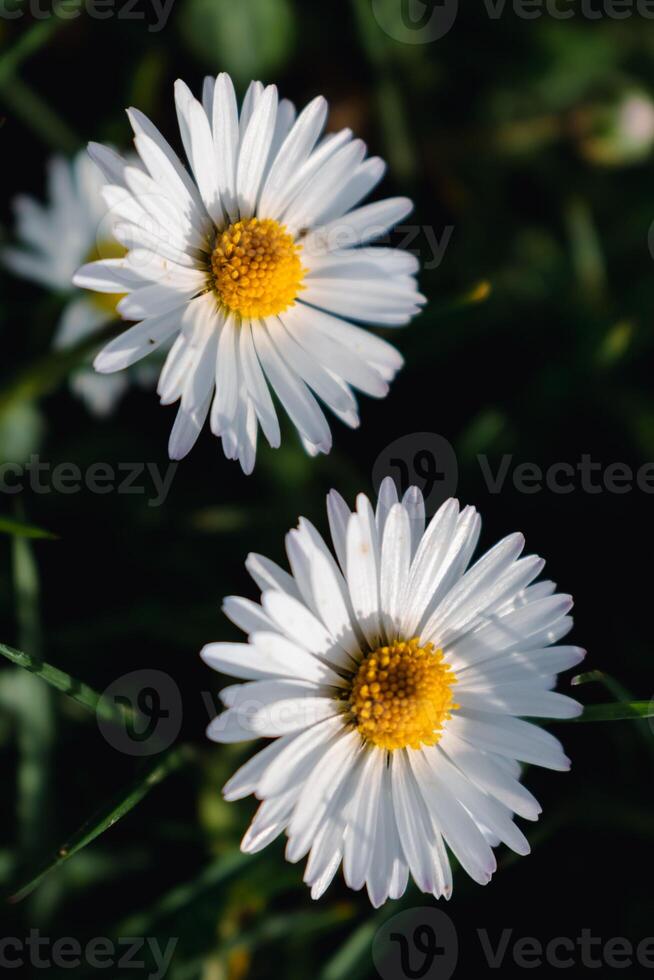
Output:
[{"xmin": 1, "ymin": 1, "xmax": 653, "ymax": 977}]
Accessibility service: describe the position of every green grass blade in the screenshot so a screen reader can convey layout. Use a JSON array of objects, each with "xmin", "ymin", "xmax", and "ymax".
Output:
[
  {"xmin": 0, "ymin": 641, "xmax": 134, "ymax": 727},
  {"xmin": 571, "ymin": 669, "xmax": 632, "ymax": 700},
  {"xmin": 8, "ymin": 744, "xmax": 195, "ymax": 904},
  {"xmin": 571, "ymin": 670, "xmax": 654, "ymax": 759},
  {"xmin": 11, "ymin": 534, "xmax": 54, "ymax": 861},
  {"xmin": 0, "ymin": 515, "xmax": 58, "ymax": 540},
  {"xmin": 0, "ymin": 0, "xmax": 83, "ymax": 84},
  {"xmin": 572, "ymin": 701, "xmax": 654, "ymax": 722}
]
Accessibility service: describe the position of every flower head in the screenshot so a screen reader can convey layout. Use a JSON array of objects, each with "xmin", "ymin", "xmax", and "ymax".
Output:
[
  {"xmin": 202, "ymin": 481, "xmax": 584, "ymax": 906},
  {"xmin": 1, "ymin": 150, "xmax": 148, "ymax": 416},
  {"xmin": 74, "ymin": 75, "xmax": 425, "ymax": 471}
]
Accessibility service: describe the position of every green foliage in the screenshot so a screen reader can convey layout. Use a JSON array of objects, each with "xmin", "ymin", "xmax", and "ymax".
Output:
[{"xmin": 180, "ymin": 0, "xmax": 296, "ymax": 86}]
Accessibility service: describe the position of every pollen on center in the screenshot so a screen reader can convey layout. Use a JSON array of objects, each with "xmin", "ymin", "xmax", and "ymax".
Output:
[
  {"xmin": 210, "ymin": 217, "xmax": 306, "ymax": 319},
  {"xmin": 349, "ymin": 638, "xmax": 459, "ymax": 752}
]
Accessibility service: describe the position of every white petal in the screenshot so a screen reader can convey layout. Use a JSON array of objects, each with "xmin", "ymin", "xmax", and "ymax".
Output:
[
  {"xmin": 246, "ymin": 552, "xmax": 300, "ymax": 599},
  {"xmin": 222, "ymin": 595, "xmax": 275, "ymax": 636},
  {"xmin": 257, "ymin": 714, "xmax": 346, "ymax": 798},
  {"xmin": 168, "ymin": 393, "xmax": 211, "ymax": 460},
  {"xmin": 239, "ymin": 321, "xmax": 281, "ymax": 449},
  {"xmin": 409, "ymin": 748, "xmax": 497, "ymax": 886},
  {"xmin": 237, "ymin": 85, "xmax": 278, "ymax": 219},
  {"xmin": 93, "ymin": 309, "xmax": 181, "ymax": 373},
  {"xmin": 267, "ymin": 317, "xmax": 357, "ymax": 418},
  {"xmin": 286, "ymin": 730, "xmax": 362, "ymax": 862},
  {"xmin": 366, "ymin": 761, "xmax": 409, "ymax": 907},
  {"xmin": 262, "ymin": 589, "xmax": 354, "ymax": 671},
  {"xmin": 186, "ymin": 96, "xmax": 223, "ymax": 225},
  {"xmin": 253, "ymin": 321, "xmax": 332, "ymax": 453},
  {"xmin": 343, "ymin": 746, "xmax": 385, "ymax": 890},
  {"xmin": 212, "ymin": 73, "xmax": 240, "ymax": 222},
  {"xmin": 380, "ymin": 503, "xmax": 412, "ymax": 642},
  {"xmin": 390, "ymin": 750, "xmax": 451, "ymax": 897},
  {"xmin": 326, "ymin": 489, "xmax": 351, "ymax": 574},
  {"xmin": 447, "ymin": 710, "xmax": 571, "ymax": 771},
  {"xmin": 222, "ymin": 735, "xmax": 294, "ymax": 800},
  {"xmin": 375, "ymin": 477, "xmax": 399, "ymax": 537},
  {"xmin": 455, "ymin": 688, "xmax": 582, "ymax": 719},
  {"xmin": 259, "ymin": 95, "xmax": 328, "ymax": 217},
  {"xmin": 346, "ymin": 496, "xmax": 382, "ymax": 647},
  {"xmin": 280, "ymin": 304, "xmax": 390, "ymax": 398},
  {"xmin": 210, "ymin": 313, "xmax": 238, "ymax": 435},
  {"xmin": 400, "ymin": 498, "xmax": 460, "ymax": 637},
  {"xmin": 208, "ymin": 681, "xmax": 341, "ymax": 741},
  {"xmin": 305, "ymin": 197, "xmax": 414, "ymax": 253},
  {"xmin": 439, "ymin": 730, "xmax": 541, "ymax": 821}
]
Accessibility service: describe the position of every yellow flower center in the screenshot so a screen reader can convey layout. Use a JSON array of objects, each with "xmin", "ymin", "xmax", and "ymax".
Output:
[
  {"xmin": 349, "ymin": 638, "xmax": 458, "ymax": 751},
  {"xmin": 210, "ymin": 218, "xmax": 306, "ymax": 319},
  {"xmin": 84, "ymin": 239, "xmax": 127, "ymax": 317}
]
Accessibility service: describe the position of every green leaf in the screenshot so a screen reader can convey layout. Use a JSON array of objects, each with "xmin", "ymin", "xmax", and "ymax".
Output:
[
  {"xmin": 180, "ymin": 0, "xmax": 296, "ymax": 87},
  {"xmin": 0, "ymin": 641, "xmax": 134, "ymax": 727},
  {"xmin": 8, "ymin": 744, "xmax": 195, "ymax": 903},
  {"xmin": 572, "ymin": 702, "xmax": 654, "ymax": 723},
  {"xmin": 0, "ymin": 515, "xmax": 58, "ymax": 540}
]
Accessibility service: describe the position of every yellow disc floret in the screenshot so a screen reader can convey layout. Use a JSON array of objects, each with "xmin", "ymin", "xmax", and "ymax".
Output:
[
  {"xmin": 210, "ymin": 218, "xmax": 306, "ymax": 319},
  {"xmin": 349, "ymin": 638, "xmax": 458, "ymax": 751}
]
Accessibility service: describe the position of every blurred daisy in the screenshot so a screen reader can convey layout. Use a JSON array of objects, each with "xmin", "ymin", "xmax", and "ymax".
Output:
[
  {"xmin": 2, "ymin": 151, "xmax": 149, "ymax": 416},
  {"xmin": 74, "ymin": 74, "xmax": 425, "ymax": 472},
  {"xmin": 202, "ymin": 481, "xmax": 584, "ymax": 906}
]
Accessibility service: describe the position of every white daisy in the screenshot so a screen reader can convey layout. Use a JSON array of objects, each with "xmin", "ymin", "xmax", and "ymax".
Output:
[
  {"xmin": 1, "ymin": 150, "xmax": 149, "ymax": 416},
  {"xmin": 73, "ymin": 74, "xmax": 425, "ymax": 472},
  {"xmin": 202, "ymin": 481, "xmax": 584, "ymax": 906}
]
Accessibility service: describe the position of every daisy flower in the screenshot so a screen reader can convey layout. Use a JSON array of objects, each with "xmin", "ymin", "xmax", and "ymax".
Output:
[
  {"xmin": 202, "ymin": 481, "xmax": 584, "ymax": 906},
  {"xmin": 2, "ymin": 150, "xmax": 150, "ymax": 416},
  {"xmin": 73, "ymin": 74, "xmax": 425, "ymax": 472}
]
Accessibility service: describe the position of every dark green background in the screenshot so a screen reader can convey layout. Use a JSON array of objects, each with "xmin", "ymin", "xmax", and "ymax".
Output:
[{"xmin": 1, "ymin": 1, "xmax": 653, "ymax": 977}]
